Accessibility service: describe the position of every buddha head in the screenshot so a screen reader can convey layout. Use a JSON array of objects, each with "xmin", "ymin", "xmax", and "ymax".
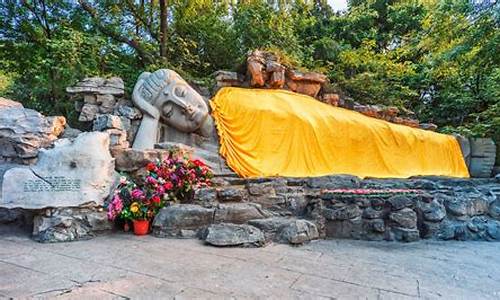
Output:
[{"xmin": 132, "ymin": 69, "xmax": 211, "ymax": 136}]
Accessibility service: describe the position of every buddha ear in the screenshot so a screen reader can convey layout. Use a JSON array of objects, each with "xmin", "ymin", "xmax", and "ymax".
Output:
[{"xmin": 132, "ymin": 72, "xmax": 160, "ymax": 119}]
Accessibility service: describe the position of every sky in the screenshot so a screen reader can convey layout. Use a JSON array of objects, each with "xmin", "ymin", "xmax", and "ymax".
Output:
[{"xmin": 327, "ymin": 0, "xmax": 348, "ymax": 12}]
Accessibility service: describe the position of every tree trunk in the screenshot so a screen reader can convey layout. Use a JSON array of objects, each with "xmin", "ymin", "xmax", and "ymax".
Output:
[{"xmin": 159, "ymin": 0, "xmax": 168, "ymax": 58}]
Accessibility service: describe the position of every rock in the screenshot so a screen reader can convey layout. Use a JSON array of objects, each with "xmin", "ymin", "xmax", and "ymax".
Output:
[
  {"xmin": 0, "ymin": 132, "xmax": 115, "ymax": 209},
  {"xmin": 202, "ymin": 223, "xmax": 265, "ymax": 247},
  {"xmin": 444, "ymin": 196, "xmax": 490, "ymax": 217},
  {"xmin": 152, "ymin": 204, "xmax": 215, "ymax": 237},
  {"xmin": 391, "ymin": 227, "xmax": 420, "ymax": 242},
  {"xmin": 419, "ymin": 200, "xmax": 446, "ymax": 222},
  {"xmin": 115, "ymin": 105, "xmax": 143, "ymax": 120},
  {"xmin": 362, "ymin": 207, "xmax": 385, "ymax": 219},
  {"xmin": 97, "ymin": 94, "xmax": 116, "ymax": 113},
  {"xmin": 308, "ymin": 175, "xmax": 361, "ymax": 189},
  {"xmin": 60, "ymin": 126, "xmax": 82, "ymax": 139},
  {"xmin": 246, "ymin": 181, "xmax": 276, "ymax": 196},
  {"xmin": 214, "ymin": 203, "xmax": 269, "ymax": 224},
  {"xmin": 217, "ymin": 186, "xmax": 247, "ymax": 202},
  {"xmin": 105, "ymin": 129, "xmax": 129, "ymax": 149},
  {"xmin": 420, "ymin": 123, "xmax": 438, "ymax": 131},
  {"xmin": 247, "ymin": 50, "xmax": 266, "ymax": 87},
  {"xmin": 387, "ymin": 195, "xmax": 413, "ymax": 210},
  {"xmin": 275, "ymin": 219, "xmax": 319, "ymax": 245},
  {"xmin": 363, "ymin": 219, "xmax": 386, "ymax": 233},
  {"xmin": 111, "ymin": 148, "xmax": 173, "ymax": 172},
  {"xmin": 287, "ymin": 70, "xmax": 327, "ymax": 83},
  {"xmin": 0, "ymin": 97, "xmax": 23, "ymax": 108},
  {"xmin": 193, "ymin": 188, "xmax": 218, "ymax": 207},
  {"xmin": 322, "ymin": 93, "xmax": 340, "ymax": 106},
  {"xmin": 93, "ymin": 114, "xmax": 124, "ymax": 131},
  {"xmin": 323, "ymin": 204, "xmax": 361, "ymax": 220},
  {"xmin": 389, "ymin": 208, "xmax": 417, "ymax": 229},
  {"xmin": 286, "ymin": 79, "xmax": 322, "ymax": 98},
  {"xmin": 0, "ymin": 106, "xmax": 55, "ymax": 162},
  {"xmin": 247, "ymin": 217, "xmax": 292, "ymax": 234},
  {"xmin": 325, "ymin": 217, "xmax": 363, "ymax": 239},
  {"xmin": 66, "ymin": 77, "xmax": 124, "ymax": 95},
  {"xmin": 489, "ymin": 200, "xmax": 500, "ymax": 220},
  {"xmin": 46, "ymin": 116, "xmax": 66, "ymax": 138},
  {"xmin": 32, "ymin": 207, "xmax": 111, "ymax": 243},
  {"xmin": 78, "ymin": 103, "xmax": 99, "ymax": 122},
  {"xmin": 214, "ymin": 71, "xmax": 244, "ymax": 88},
  {"xmin": 33, "ymin": 215, "xmax": 94, "ymax": 243}
]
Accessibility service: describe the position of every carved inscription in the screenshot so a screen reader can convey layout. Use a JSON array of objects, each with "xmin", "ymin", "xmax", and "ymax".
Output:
[{"xmin": 23, "ymin": 176, "xmax": 81, "ymax": 193}]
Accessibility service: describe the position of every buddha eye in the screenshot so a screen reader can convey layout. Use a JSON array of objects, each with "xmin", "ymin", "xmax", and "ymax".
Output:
[{"xmin": 174, "ymin": 86, "xmax": 186, "ymax": 98}]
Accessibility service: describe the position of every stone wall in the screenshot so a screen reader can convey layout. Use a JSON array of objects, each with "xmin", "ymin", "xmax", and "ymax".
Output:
[{"xmin": 152, "ymin": 175, "xmax": 500, "ymax": 246}]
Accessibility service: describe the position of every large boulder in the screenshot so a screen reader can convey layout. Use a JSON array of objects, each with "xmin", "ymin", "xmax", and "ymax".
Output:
[
  {"xmin": 0, "ymin": 132, "xmax": 115, "ymax": 209},
  {"xmin": 152, "ymin": 204, "xmax": 215, "ymax": 237},
  {"xmin": 202, "ymin": 223, "xmax": 265, "ymax": 247},
  {"xmin": 0, "ymin": 102, "xmax": 65, "ymax": 163},
  {"xmin": 275, "ymin": 219, "xmax": 319, "ymax": 245}
]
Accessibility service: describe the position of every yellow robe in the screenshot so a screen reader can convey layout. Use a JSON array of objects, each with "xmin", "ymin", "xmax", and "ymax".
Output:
[{"xmin": 210, "ymin": 87, "xmax": 469, "ymax": 179}]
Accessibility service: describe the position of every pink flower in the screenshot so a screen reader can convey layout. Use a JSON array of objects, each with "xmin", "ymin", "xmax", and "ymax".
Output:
[
  {"xmin": 131, "ymin": 188, "xmax": 144, "ymax": 199},
  {"xmin": 146, "ymin": 176, "xmax": 158, "ymax": 185}
]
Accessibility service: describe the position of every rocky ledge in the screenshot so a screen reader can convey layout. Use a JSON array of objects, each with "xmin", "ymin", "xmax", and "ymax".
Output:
[{"xmin": 151, "ymin": 175, "xmax": 500, "ymax": 246}]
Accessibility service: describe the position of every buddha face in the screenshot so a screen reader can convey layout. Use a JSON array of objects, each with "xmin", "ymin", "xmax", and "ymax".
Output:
[{"xmin": 132, "ymin": 69, "xmax": 210, "ymax": 135}]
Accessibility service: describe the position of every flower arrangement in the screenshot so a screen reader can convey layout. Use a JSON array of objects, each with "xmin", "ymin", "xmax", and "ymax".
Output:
[{"xmin": 106, "ymin": 155, "xmax": 213, "ymax": 225}]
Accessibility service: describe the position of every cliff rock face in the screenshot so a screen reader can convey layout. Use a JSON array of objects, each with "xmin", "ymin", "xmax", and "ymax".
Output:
[{"xmin": 0, "ymin": 98, "xmax": 65, "ymax": 164}]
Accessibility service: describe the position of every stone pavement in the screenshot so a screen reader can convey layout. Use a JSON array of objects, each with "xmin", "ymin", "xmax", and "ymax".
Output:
[{"xmin": 1, "ymin": 226, "xmax": 499, "ymax": 299}]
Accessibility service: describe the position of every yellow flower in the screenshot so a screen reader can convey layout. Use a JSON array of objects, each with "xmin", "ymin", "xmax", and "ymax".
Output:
[{"xmin": 130, "ymin": 202, "xmax": 140, "ymax": 213}]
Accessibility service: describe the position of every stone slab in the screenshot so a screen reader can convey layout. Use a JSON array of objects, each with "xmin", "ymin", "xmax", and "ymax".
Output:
[{"xmin": 0, "ymin": 132, "xmax": 114, "ymax": 209}]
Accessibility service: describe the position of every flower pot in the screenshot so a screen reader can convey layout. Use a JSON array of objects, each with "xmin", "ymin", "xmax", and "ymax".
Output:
[{"xmin": 133, "ymin": 219, "xmax": 150, "ymax": 236}]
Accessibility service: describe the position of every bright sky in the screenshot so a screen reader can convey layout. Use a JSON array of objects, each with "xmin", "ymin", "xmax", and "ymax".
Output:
[{"xmin": 327, "ymin": 0, "xmax": 348, "ymax": 12}]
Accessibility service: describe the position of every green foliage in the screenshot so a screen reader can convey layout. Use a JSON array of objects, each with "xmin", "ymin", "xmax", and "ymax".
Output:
[{"xmin": 0, "ymin": 0, "xmax": 498, "ymax": 140}]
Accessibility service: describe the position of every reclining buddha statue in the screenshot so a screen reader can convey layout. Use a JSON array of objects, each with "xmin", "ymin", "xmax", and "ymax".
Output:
[{"xmin": 132, "ymin": 69, "xmax": 471, "ymax": 179}]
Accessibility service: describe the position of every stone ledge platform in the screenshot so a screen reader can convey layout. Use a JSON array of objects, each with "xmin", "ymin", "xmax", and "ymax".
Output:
[{"xmin": 151, "ymin": 175, "xmax": 500, "ymax": 245}]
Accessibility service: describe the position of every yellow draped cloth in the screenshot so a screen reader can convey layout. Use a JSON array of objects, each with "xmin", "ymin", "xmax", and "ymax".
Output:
[{"xmin": 210, "ymin": 87, "xmax": 469, "ymax": 179}]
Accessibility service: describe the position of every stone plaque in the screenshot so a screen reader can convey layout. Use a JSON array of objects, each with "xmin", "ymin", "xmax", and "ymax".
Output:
[{"xmin": 0, "ymin": 132, "xmax": 115, "ymax": 209}]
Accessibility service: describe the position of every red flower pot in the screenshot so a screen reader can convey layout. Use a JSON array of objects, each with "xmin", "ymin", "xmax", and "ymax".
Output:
[{"xmin": 133, "ymin": 219, "xmax": 150, "ymax": 236}]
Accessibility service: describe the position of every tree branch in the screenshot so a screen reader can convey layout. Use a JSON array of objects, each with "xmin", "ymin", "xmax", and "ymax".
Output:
[
  {"xmin": 78, "ymin": 0, "xmax": 154, "ymax": 63},
  {"xmin": 124, "ymin": 0, "xmax": 159, "ymax": 42}
]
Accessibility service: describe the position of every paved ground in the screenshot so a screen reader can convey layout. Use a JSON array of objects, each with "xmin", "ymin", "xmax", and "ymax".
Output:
[{"xmin": 1, "ymin": 226, "xmax": 499, "ymax": 299}]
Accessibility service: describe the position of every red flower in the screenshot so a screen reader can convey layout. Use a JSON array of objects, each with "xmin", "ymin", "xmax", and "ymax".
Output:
[
  {"xmin": 152, "ymin": 195, "xmax": 161, "ymax": 204},
  {"xmin": 164, "ymin": 182, "xmax": 173, "ymax": 190},
  {"xmin": 146, "ymin": 162, "xmax": 157, "ymax": 172},
  {"xmin": 192, "ymin": 159, "xmax": 205, "ymax": 167}
]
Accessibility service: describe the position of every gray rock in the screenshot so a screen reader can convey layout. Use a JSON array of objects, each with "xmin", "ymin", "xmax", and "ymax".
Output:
[
  {"xmin": 247, "ymin": 217, "xmax": 292, "ymax": 233},
  {"xmin": 193, "ymin": 187, "xmax": 218, "ymax": 207},
  {"xmin": 276, "ymin": 219, "xmax": 319, "ymax": 244},
  {"xmin": 419, "ymin": 200, "xmax": 446, "ymax": 222},
  {"xmin": 387, "ymin": 195, "xmax": 413, "ymax": 210},
  {"xmin": 307, "ymin": 175, "xmax": 360, "ymax": 189},
  {"xmin": 32, "ymin": 208, "xmax": 111, "ymax": 243},
  {"xmin": 115, "ymin": 105, "xmax": 143, "ymax": 120},
  {"xmin": 93, "ymin": 114, "xmax": 125, "ymax": 131},
  {"xmin": 78, "ymin": 103, "xmax": 99, "ymax": 122},
  {"xmin": 217, "ymin": 186, "xmax": 247, "ymax": 202},
  {"xmin": 362, "ymin": 207, "xmax": 385, "ymax": 219},
  {"xmin": 152, "ymin": 204, "xmax": 215, "ymax": 237},
  {"xmin": 60, "ymin": 126, "xmax": 82, "ymax": 139},
  {"xmin": 214, "ymin": 203, "xmax": 269, "ymax": 224},
  {"xmin": 325, "ymin": 217, "xmax": 363, "ymax": 239},
  {"xmin": 363, "ymin": 219, "xmax": 385, "ymax": 233},
  {"xmin": 389, "ymin": 208, "xmax": 417, "ymax": 229},
  {"xmin": 0, "ymin": 106, "xmax": 57, "ymax": 162},
  {"xmin": 66, "ymin": 77, "xmax": 124, "ymax": 95},
  {"xmin": 202, "ymin": 223, "xmax": 265, "ymax": 247},
  {"xmin": 489, "ymin": 200, "xmax": 500, "ymax": 220},
  {"xmin": 391, "ymin": 227, "xmax": 420, "ymax": 242},
  {"xmin": 323, "ymin": 204, "xmax": 361, "ymax": 220},
  {"xmin": 1, "ymin": 132, "xmax": 115, "ymax": 209},
  {"xmin": 96, "ymin": 94, "xmax": 116, "ymax": 113},
  {"xmin": 246, "ymin": 182, "xmax": 275, "ymax": 196}
]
